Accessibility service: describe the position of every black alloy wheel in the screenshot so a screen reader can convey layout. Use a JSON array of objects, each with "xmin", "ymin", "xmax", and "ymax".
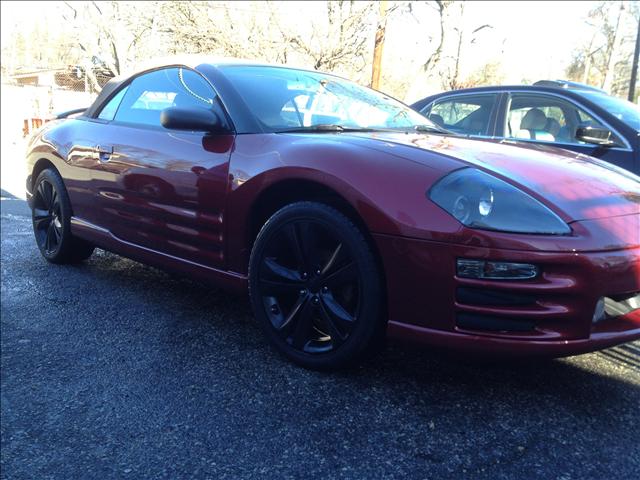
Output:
[
  {"xmin": 31, "ymin": 168, "xmax": 94, "ymax": 264},
  {"xmin": 249, "ymin": 202, "xmax": 384, "ymax": 369},
  {"xmin": 33, "ymin": 179, "xmax": 63, "ymax": 256}
]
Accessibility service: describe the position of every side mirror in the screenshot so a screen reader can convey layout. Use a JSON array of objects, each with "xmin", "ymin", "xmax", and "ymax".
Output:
[
  {"xmin": 575, "ymin": 125, "xmax": 615, "ymax": 147},
  {"xmin": 160, "ymin": 107, "xmax": 228, "ymax": 133}
]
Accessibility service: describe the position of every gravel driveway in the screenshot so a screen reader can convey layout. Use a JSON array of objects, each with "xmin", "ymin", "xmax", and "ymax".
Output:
[{"xmin": 2, "ymin": 190, "xmax": 639, "ymax": 479}]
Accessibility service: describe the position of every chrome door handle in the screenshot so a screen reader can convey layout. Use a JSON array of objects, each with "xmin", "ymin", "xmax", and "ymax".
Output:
[{"xmin": 96, "ymin": 145, "xmax": 113, "ymax": 162}]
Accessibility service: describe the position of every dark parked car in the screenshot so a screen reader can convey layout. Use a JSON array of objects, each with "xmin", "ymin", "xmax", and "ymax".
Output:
[
  {"xmin": 411, "ymin": 80, "xmax": 640, "ymax": 175},
  {"xmin": 26, "ymin": 60, "xmax": 640, "ymax": 369}
]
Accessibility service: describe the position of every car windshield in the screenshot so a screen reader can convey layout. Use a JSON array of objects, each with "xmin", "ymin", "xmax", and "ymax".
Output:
[
  {"xmin": 221, "ymin": 65, "xmax": 437, "ymax": 132},
  {"xmin": 575, "ymin": 91, "xmax": 640, "ymax": 131}
]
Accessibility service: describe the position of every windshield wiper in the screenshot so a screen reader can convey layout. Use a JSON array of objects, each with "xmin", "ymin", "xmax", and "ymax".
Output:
[
  {"xmin": 414, "ymin": 124, "xmax": 451, "ymax": 135},
  {"xmin": 276, "ymin": 124, "xmax": 382, "ymax": 133},
  {"xmin": 277, "ymin": 124, "xmax": 451, "ymax": 135}
]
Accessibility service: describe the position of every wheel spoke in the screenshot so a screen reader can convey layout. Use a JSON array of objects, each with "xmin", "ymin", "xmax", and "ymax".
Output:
[
  {"xmin": 323, "ymin": 261, "xmax": 357, "ymax": 289},
  {"xmin": 52, "ymin": 224, "xmax": 62, "ymax": 243},
  {"xmin": 260, "ymin": 279, "xmax": 302, "ymax": 296},
  {"xmin": 278, "ymin": 295, "xmax": 307, "ymax": 331},
  {"xmin": 323, "ymin": 244, "xmax": 340, "ymax": 273},
  {"xmin": 44, "ymin": 223, "xmax": 53, "ymax": 251},
  {"xmin": 282, "ymin": 223, "xmax": 306, "ymax": 271},
  {"xmin": 45, "ymin": 181, "xmax": 54, "ymax": 207},
  {"xmin": 33, "ymin": 209, "xmax": 51, "ymax": 230},
  {"xmin": 297, "ymin": 222, "xmax": 319, "ymax": 269},
  {"xmin": 45, "ymin": 182, "xmax": 54, "ymax": 207},
  {"xmin": 290, "ymin": 300, "xmax": 315, "ymax": 349},
  {"xmin": 318, "ymin": 301, "xmax": 347, "ymax": 347},
  {"xmin": 50, "ymin": 188, "xmax": 59, "ymax": 211},
  {"xmin": 321, "ymin": 293, "xmax": 355, "ymax": 327},
  {"xmin": 263, "ymin": 257, "xmax": 301, "ymax": 282},
  {"xmin": 37, "ymin": 181, "xmax": 50, "ymax": 208}
]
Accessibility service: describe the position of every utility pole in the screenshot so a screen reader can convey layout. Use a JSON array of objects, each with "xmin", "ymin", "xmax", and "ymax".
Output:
[
  {"xmin": 602, "ymin": 1, "xmax": 624, "ymax": 93},
  {"xmin": 371, "ymin": 0, "xmax": 388, "ymax": 90},
  {"xmin": 629, "ymin": 16, "xmax": 640, "ymax": 102}
]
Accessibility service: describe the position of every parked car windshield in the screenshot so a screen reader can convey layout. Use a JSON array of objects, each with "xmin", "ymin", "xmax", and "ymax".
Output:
[
  {"xmin": 221, "ymin": 65, "xmax": 435, "ymax": 132},
  {"xmin": 575, "ymin": 91, "xmax": 640, "ymax": 131}
]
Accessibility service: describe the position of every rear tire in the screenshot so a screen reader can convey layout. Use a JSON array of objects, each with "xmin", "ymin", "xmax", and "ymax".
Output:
[
  {"xmin": 249, "ymin": 201, "xmax": 385, "ymax": 370},
  {"xmin": 31, "ymin": 168, "xmax": 94, "ymax": 264}
]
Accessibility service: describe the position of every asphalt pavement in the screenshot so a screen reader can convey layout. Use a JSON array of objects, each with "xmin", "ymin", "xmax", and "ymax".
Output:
[{"xmin": 2, "ymin": 190, "xmax": 639, "ymax": 480}]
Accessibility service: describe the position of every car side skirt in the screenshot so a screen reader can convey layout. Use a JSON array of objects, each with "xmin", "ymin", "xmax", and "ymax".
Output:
[{"xmin": 70, "ymin": 217, "xmax": 248, "ymax": 292}]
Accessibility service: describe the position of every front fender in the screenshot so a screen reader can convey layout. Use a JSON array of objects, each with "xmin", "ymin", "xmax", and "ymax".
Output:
[{"xmin": 224, "ymin": 133, "xmax": 462, "ymax": 273}]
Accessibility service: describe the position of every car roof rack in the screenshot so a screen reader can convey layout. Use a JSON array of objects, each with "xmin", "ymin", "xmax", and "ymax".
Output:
[{"xmin": 533, "ymin": 80, "xmax": 607, "ymax": 93}]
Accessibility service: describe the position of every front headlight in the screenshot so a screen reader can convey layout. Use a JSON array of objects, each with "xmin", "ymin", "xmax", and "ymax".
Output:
[{"xmin": 429, "ymin": 168, "xmax": 571, "ymax": 235}]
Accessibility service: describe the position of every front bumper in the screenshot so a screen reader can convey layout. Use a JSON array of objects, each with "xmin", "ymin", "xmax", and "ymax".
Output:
[{"xmin": 374, "ymin": 233, "xmax": 640, "ymax": 357}]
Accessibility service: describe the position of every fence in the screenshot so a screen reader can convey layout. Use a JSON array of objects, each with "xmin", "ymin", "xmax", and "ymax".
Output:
[
  {"xmin": 2, "ymin": 63, "xmax": 111, "ymax": 139},
  {"xmin": 0, "ymin": 82, "xmax": 98, "ymax": 197},
  {"xmin": 2, "ymin": 82, "xmax": 98, "ymax": 139}
]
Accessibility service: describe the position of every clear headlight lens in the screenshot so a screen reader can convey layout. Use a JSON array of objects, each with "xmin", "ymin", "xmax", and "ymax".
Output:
[{"xmin": 429, "ymin": 168, "xmax": 571, "ymax": 235}]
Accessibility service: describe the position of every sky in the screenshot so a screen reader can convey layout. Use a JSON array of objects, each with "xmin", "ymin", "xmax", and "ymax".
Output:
[
  {"xmin": 455, "ymin": 1, "xmax": 594, "ymax": 82},
  {"xmin": 0, "ymin": 0, "xmax": 613, "ymax": 101},
  {"xmin": 384, "ymin": 1, "xmax": 599, "ymax": 100},
  {"xmin": 271, "ymin": 1, "xmax": 597, "ymax": 85}
]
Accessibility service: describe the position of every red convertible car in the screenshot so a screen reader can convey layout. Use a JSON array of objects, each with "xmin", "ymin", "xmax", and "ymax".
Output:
[{"xmin": 26, "ymin": 58, "xmax": 640, "ymax": 369}]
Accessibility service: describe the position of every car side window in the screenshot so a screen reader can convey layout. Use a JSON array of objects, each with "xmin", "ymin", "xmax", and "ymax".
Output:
[
  {"xmin": 424, "ymin": 94, "xmax": 497, "ymax": 136},
  {"xmin": 97, "ymin": 86, "xmax": 129, "ymax": 121},
  {"xmin": 506, "ymin": 94, "xmax": 622, "ymax": 146},
  {"xmin": 112, "ymin": 67, "xmax": 223, "ymax": 128}
]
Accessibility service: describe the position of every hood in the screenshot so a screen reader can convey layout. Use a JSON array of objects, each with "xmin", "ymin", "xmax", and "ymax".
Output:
[{"xmin": 342, "ymin": 132, "xmax": 640, "ymax": 223}]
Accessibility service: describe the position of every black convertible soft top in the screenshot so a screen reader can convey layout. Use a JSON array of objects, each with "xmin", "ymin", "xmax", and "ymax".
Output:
[
  {"xmin": 82, "ymin": 57, "xmax": 269, "ymax": 119},
  {"xmin": 74, "ymin": 56, "xmax": 347, "ymax": 133}
]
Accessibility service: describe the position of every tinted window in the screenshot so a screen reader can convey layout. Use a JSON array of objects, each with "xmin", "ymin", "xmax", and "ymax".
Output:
[
  {"xmin": 113, "ymin": 68, "xmax": 218, "ymax": 128},
  {"xmin": 97, "ymin": 86, "xmax": 128, "ymax": 121},
  {"xmin": 221, "ymin": 66, "xmax": 434, "ymax": 131},
  {"xmin": 575, "ymin": 91, "xmax": 640, "ymax": 131},
  {"xmin": 425, "ymin": 94, "xmax": 497, "ymax": 135},
  {"xmin": 506, "ymin": 94, "xmax": 624, "ymax": 146}
]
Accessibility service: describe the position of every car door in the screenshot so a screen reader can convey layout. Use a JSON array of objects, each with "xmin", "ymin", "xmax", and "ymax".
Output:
[
  {"xmin": 79, "ymin": 67, "xmax": 234, "ymax": 269},
  {"xmin": 500, "ymin": 92, "xmax": 636, "ymax": 173},
  {"xmin": 418, "ymin": 93, "xmax": 500, "ymax": 138}
]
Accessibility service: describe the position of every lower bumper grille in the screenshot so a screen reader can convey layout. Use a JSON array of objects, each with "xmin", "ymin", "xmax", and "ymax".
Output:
[
  {"xmin": 456, "ymin": 287, "xmax": 535, "ymax": 307},
  {"xmin": 456, "ymin": 313, "xmax": 535, "ymax": 332}
]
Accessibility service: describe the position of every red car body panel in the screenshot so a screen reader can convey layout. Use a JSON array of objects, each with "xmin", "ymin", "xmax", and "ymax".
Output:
[
  {"xmin": 24, "ymin": 62, "xmax": 640, "ymax": 358},
  {"xmin": 376, "ymin": 235, "xmax": 640, "ymax": 355},
  {"xmin": 340, "ymin": 132, "xmax": 640, "ymax": 222}
]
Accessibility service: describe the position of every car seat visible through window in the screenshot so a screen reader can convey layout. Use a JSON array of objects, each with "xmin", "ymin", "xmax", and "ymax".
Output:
[{"xmin": 516, "ymin": 108, "xmax": 555, "ymax": 141}]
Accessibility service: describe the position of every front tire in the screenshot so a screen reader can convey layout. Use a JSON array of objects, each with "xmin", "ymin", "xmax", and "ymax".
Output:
[
  {"xmin": 31, "ymin": 168, "xmax": 94, "ymax": 264},
  {"xmin": 249, "ymin": 202, "xmax": 385, "ymax": 370}
]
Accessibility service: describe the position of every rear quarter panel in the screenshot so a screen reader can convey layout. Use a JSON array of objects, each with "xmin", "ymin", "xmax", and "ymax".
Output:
[{"xmin": 26, "ymin": 119, "xmax": 101, "ymax": 222}]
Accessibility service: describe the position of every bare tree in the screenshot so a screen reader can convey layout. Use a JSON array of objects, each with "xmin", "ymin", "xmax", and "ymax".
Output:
[
  {"xmin": 602, "ymin": 1, "xmax": 625, "ymax": 91},
  {"xmin": 566, "ymin": 1, "xmax": 637, "ymax": 97},
  {"xmin": 157, "ymin": 2, "xmax": 270, "ymax": 59},
  {"xmin": 442, "ymin": 3, "xmax": 492, "ymax": 89},
  {"xmin": 53, "ymin": 1, "xmax": 383, "ymax": 88},
  {"xmin": 420, "ymin": 0, "xmax": 450, "ymax": 74},
  {"xmin": 60, "ymin": 1, "xmax": 163, "ymax": 90},
  {"xmin": 276, "ymin": 1, "xmax": 376, "ymax": 74}
]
